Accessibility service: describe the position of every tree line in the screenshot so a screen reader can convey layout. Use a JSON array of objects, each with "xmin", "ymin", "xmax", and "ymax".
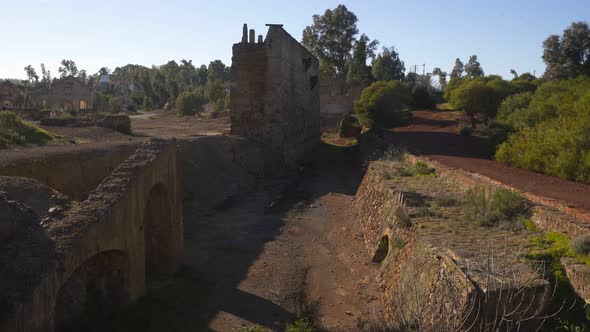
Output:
[{"xmin": 22, "ymin": 58, "xmax": 231, "ymax": 114}]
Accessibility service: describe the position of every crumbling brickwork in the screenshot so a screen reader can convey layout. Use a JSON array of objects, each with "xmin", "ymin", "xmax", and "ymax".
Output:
[
  {"xmin": 0, "ymin": 139, "xmax": 183, "ymax": 332},
  {"xmin": 230, "ymin": 24, "xmax": 320, "ymax": 171}
]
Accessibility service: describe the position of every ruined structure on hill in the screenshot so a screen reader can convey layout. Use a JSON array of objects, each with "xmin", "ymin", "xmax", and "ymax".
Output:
[
  {"xmin": 31, "ymin": 76, "xmax": 93, "ymax": 111},
  {"xmin": 231, "ymin": 24, "xmax": 320, "ymax": 171}
]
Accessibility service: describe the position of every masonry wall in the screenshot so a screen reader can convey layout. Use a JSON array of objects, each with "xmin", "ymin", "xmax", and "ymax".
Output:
[
  {"xmin": 231, "ymin": 25, "xmax": 320, "ymax": 171},
  {"xmin": 1, "ymin": 139, "xmax": 183, "ymax": 331},
  {"xmin": 0, "ymin": 143, "xmax": 140, "ymax": 201}
]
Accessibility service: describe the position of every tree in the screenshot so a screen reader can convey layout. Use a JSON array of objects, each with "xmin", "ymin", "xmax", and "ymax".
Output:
[
  {"xmin": 542, "ymin": 21, "xmax": 590, "ymax": 79},
  {"xmin": 207, "ymin": 60, "xmax": 229, "ymax": 83},
  {"xmin": 450, "ymin": 58, "xmax": 464, "ymax": 79},
  {"xmin": 432, "ymin": 67, "xmax": 448, "ymax": 89},
  {"xmin": 78, "ymin": 70, "xmax": 88, "ymax": 83},
  {"xmin": 346, "ymin": 34, "xmax": 379, "ymax": 86},
  {"xmin": 465, "ymin": 55, "xmax": 484, "ymax": 78},
  {"xmin": 371, "ymin": 47, "xmax": 405, "ymax": 81},
  {"xmin": 24, "ymin": 65, "xmax": 39, "ymax": 85},
  {"xmin": 302, "ymin": 4, "xmax": 359, "ymax": 78},
  {"xmin": 176, "ymin": 91, "xmax": 206, "ymax": 116},
  {"xmin": 40, "ymin": 63, "xmax": 51, "ymax": 88},
  {"xmin": 58, "ymin": 59, "xmax": 79, "ymax": 78},
  {"xmin": 354, "ymin": 80, "xmax": 412, "ymax": 128},
  {"xmin": 510, "ymin": 69, "xmax": 518, "ymax": 80},
  {"xmin": 196, "ymin": 65, "xmax": 208, "ymax": 86},
  {"xmin": 99, "ymin": 67, "xmax": 111, "ymax": 75}
]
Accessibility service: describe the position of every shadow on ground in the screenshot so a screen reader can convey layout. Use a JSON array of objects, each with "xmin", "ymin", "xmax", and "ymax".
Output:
[{"xmin": 179, "ymin": 142, "xmax": 364, "ymax": 331}]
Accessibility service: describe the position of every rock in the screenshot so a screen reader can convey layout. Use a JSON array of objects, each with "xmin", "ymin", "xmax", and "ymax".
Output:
[{"xmin": 48, "ymin": 206, "xmax": 64, "ymax": 216}]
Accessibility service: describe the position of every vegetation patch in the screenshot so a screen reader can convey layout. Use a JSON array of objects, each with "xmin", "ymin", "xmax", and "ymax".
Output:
[
  {"xmin": 354, "ymin": 80, "xmax": 412, "ymax": 129},
  {"xmin": 0, "ymin": 112, "xmax": 53, "ymax": 149},
  {"xmin": 463, "ymin": 188, "xmax": 528, "ymax": 228}
]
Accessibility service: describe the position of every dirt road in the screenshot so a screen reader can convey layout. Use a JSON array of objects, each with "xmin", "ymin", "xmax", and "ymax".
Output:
[
  {"xmin": 184, "ymin": 147, "xmax": 380, "ymax": 331},
  {"xmin": 389, "ymin": 110, "xmax": 590, "ymax": 215}
]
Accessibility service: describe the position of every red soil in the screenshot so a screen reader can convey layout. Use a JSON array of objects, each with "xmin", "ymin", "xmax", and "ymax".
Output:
[{"xmin": 388, "ymin": 110, "xmax": 590, "ymax": 217}]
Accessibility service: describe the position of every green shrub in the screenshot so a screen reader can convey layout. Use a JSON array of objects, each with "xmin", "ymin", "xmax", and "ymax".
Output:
[
  {"xmin": 176, "ymin": 91, "xmax": 206, "ymax": 116},
  {"xmin": 285, "ymin": 318, "xmax": 314, "ymax": 332},
  {"xmin": 0, "ymin": 112, "xmax": 53, "ymax": 148},
  {"xmin": 495, "ymin": 77, "xmax": 590, "ymax": 183},
  {"xmin": 396, "ymin": 208, "xmax": 412, "ymax": 229},
  {"xmin": 463, "ymin": 188, "xmax": 528, "ymax": 227},
  {"xmin": 354, "ymin": 80, "xmax": 412, "ymax": 129},
  {"xmin": 496, "ymin": 92, "xmax": 533, "ymax": 130},
  {"xmin": 449, "ymin": 79, "xmax": 502, "ymax": 117},
  {"xmin": 434, "ymin": 195, "xmax": 458, "ymax": 207},
  {"xmin": 572, "ymin": 234, "xmax": 590, "ymax": 256},
  {"xmin": 412, "ymin": 161, "xmax": 435, "ymax": 175}
]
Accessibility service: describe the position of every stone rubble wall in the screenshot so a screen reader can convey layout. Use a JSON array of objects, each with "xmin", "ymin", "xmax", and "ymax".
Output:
[
  {"xmin": 354, "ymin": 161, "xmax": 552, "ymax": 329},
  {"xmin": 2, "ymin": 139, "xmax": 183, "ymax": 332}
]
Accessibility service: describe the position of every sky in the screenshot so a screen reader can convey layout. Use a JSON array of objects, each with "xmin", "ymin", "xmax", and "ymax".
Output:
[{"xmin": 1, "ymin": 0, "xmax": 588, "ymax": 80}]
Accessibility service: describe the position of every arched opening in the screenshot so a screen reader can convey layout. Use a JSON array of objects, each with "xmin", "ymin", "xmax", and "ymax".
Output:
[
  {"xmin": 144, "ymin": 183, "xmax": 174, "ymax": 277},
  {"xmin": 54, "ymin": 250, "xmax": 129, "ymax": 332},
  {"xmin": 372, "ymin": 235, "xmax": 389, "ymax": 263},
  {"xmin": 79, "ymin": 99, "xmax": 87, "ymax": 110}
]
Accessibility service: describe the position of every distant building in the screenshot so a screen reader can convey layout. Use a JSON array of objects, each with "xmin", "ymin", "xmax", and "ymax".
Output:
[
  {"xmin": 319, "ymin": 78, "xmax": 363, "ymax": 116},
  {"xmin": 30, "ymin": 76, "xmax": 93, "ymax": 111}
]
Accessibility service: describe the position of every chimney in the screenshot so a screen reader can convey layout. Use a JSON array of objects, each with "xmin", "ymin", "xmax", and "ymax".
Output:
[
  {"xmin": 258, "ymin": 35, "xmax": 263, "ymax": 43},
  {"xmin": 249, "ymin": 29, "xmax": 255, "ymax": 43},
  {"xmin": 242, "ymin": 24, "xmax": 248, "ymax": 43}
]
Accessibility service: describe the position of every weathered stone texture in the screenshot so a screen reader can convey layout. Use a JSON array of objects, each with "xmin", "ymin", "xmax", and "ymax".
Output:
[
  {"xmin": 0, "ymin": 143, "xmax": 140, "ymax": 201},
  {"xmin": 231, "ymin": 24, "xmax": 320, "ymax": 171},
  {"xmin": 0, "ymin": 139, "xmax": 183, "ymax": 331},
  {"xmin": 354, "ymin": 164, "xmax": 549, "ymax": 330}
]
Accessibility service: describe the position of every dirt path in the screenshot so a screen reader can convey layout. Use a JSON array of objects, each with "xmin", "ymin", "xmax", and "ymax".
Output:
[
  {"xmin": 131, "ymin": 111, "xmax": 229, "ymax": 138},
  {"xmin": 183, "ymin": 148, "xmax": 379, "ymax": 331},
  {"xmin": 389, "ymin": 110, "xmax": 590, "ymax": 215}
]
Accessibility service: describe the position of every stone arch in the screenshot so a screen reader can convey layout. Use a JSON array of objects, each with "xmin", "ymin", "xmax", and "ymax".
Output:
[
  {"xmin": 144, "ymin": 182, "xmax": 175, "ymax": 276},
  {"xmin": 372, "ymin": 235, "xmax": 389, "ymax": 263},
  {"xmin": 54, "ymin": 250, "xmax": 130, "ymax": 331},
  {"xmin": 79, "ymin": 99, "xmax": 87, "ymax": 110}
]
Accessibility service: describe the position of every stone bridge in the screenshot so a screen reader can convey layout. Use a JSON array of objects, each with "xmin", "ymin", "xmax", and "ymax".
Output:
[{"xmin": 0, "ymin": 139, "xmax": 183, "ymax": 331}]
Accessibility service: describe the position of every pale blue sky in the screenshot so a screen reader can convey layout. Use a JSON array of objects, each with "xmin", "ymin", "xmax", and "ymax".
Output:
[{"xmin": 1, "ymin": 0, "xmax": 588, "ymax": 79}]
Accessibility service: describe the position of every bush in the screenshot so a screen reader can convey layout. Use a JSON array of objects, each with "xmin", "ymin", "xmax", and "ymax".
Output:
[
  {"xmin": 396, "ymin": 207, "xmax": 412, "ymax": 229},
  {"xmin": 354, "ymin": 80, "xmax": 412, "ymax": 129},
  {"xmin": 449, "ymin": 79, "xmax": 501, "ymax": 117},
  {"xmin": 434, "ymin": 195, "xmax": 458, "ymax": 207},
  {"xmin": 572, "ymin": 234, "xmax": 590, "ymax": 256},
  {"xmin": 176, "ymin": 91, "xmax": 206, "ymax": 116},
  {"xmin": 496, "ymin": 80, "xmax": 590, "ymax": 182},
  {"xmin": 0, "ymin": 112, "xmax": 53, "ymax": 148},
  {"xmin": 108, "ymin": 96, "xmax": 122, "ymax": 113},
  {"xmin": 411, "ymin": 86, "xmax": 436, "ymax": 109},
  {"xmin": 412, "ymin": 161, "xmax": 435, "ymax": 175},
  {"xmin": 464, "ymin": 188, "xmax": 528, "ymax": 227}
]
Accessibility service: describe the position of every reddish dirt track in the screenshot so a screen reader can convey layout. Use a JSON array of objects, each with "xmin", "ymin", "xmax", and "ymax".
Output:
[{"xmin": 388, "ymin": 110, "xmax": 590, "ymax": 215}]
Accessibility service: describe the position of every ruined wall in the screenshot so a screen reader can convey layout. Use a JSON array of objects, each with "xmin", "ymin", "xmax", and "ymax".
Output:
[
  {"xmin": 180, "ymin": 135, "xmax": 263, "ymax": 212},
  {"xmin": 354, "ymin": 165, "xmax": 550, "ymax": 329},
  {"xmin": 231, "ymin": 24, "xmax": 320, "ymax": 171},
  {"xmin": 319, "ymin": 78, "xmax": 362, "ymax": 115},
  {"xmin": 1, "ymin": 139, "xmax": 183, "ymax": 331},
  {"xmin": 0, "ymin": 143, "xmax": 140, "ymax": 201}
]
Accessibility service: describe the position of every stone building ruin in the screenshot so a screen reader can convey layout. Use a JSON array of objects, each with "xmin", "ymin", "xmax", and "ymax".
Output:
[{"xmin": 231, "ymin": 24, "xmax": 320, "ymax": 171}]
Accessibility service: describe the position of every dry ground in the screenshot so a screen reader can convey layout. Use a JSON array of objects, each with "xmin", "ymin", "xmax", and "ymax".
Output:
[
  {"xmin": 131, "ymin": 111, "xmax": 230, "ymax": 138},
  {"xmin": 183, "ymin": 145, "xmax": 380, "ymax": 331}
]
